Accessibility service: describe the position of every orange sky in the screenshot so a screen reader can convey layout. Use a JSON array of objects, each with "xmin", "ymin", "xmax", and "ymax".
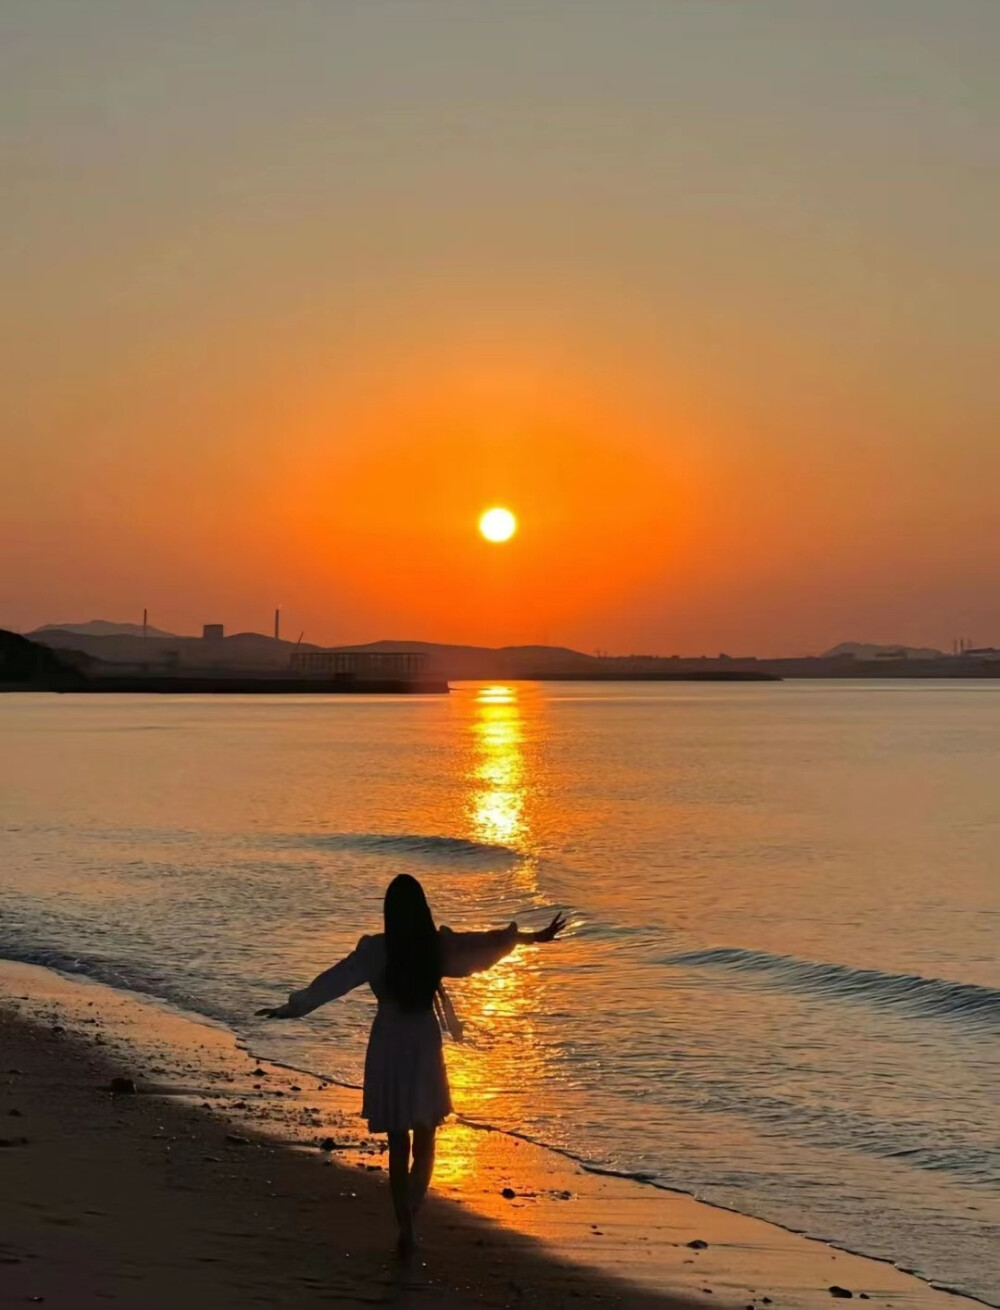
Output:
[{"xmin": 2, "ymin": 3, "xmax": 998, "ymax": 654}]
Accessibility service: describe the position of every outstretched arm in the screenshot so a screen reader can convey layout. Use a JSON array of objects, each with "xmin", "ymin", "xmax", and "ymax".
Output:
[
  {"xmin": 255, "ymin": 937, "xmax": 371, "ymax": 1019},
  {"xmin": 442, "ymin": 913, "xmax": 566, "ymax": 977}
]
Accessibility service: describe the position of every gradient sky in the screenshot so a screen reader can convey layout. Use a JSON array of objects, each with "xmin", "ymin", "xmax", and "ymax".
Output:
[{"xmin": 3, "ymin": 0, "xmax": 998, "ymax": 655}]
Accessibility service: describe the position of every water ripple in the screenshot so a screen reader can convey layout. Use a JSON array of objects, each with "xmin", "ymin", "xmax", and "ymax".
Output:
[{"xmin": 667, "ymin": 947, "xmax": 1000, "ymax": 1028}]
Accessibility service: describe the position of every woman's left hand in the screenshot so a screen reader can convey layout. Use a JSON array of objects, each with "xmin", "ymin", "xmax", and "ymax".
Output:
[{"xmin": 532, "ymin": 912, "xmax": 567, "ymax": 943}]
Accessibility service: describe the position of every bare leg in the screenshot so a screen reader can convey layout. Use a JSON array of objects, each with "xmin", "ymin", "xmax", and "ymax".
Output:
[
  {"xmin": 409, "ymin": 1123, "xmax": 437, "ymax": 1216},
  {"xmin": 387, "ymin": 1130, "xmax": 413, "ymax": 1253}
]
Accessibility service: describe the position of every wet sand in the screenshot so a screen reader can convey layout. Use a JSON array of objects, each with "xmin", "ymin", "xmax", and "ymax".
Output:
[{"xmin": 0, "ymin": 961, "xmax": 973, "ymax": 1310}]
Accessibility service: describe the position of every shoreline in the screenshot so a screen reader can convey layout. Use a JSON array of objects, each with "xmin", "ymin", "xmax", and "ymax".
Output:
[{"xmin": 0, "ymin": 958, "xmax": 981, "ymax": 1310}]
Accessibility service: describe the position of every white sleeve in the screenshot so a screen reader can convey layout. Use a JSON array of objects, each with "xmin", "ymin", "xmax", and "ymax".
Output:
[
  {"xmin": 440, "ymin": 924, "xmax": 519, "ymax": 978},
  {"xmin": 285, "ymin": 936, "xmax": 372, "ymax": 1017}
]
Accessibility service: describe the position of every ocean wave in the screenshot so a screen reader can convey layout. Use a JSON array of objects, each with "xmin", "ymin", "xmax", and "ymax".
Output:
[
  {"xmin": 667, "ymin": 947, "xmax": 1000, "ymax": 1027},
  {"xmin": 16, "ymin": 826, "xmax": 525, "ymax": 867},
  {"xmin": 272, "ymin": 832, "xmax": 522, "ymax": 866},
  {"xmin": 0, "ymin": 941, "xmax": 233, "ymax": 1027}
]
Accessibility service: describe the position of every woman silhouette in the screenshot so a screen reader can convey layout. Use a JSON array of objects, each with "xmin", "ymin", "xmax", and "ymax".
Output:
[{"xmin": 256, "ymin": 874, "xmax": 565, "ymax": 1252}]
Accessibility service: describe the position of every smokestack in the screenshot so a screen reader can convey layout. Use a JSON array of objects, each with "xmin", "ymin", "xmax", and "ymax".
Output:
[
  {"xmin": 143, "ymin": 608, "xmax": 148, "ymax": 640},
  {"xmin": 274, "ymin": 607, "xmax": 281, "ymax": 642}
]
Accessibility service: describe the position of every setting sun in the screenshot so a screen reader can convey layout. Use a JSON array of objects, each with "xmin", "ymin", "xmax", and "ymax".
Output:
[{"xmin": 479, "ymin": 507, "xmax": 517, "ymax": 543}]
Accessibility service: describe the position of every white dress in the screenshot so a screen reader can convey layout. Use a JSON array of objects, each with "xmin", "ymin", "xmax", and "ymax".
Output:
[{"xmin": 282, "ymin": 924, "xmax": 519, "ymax": 1133}]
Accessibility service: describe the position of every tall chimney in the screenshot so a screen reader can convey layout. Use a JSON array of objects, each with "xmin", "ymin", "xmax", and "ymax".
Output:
[
  {"xmin": 274, "ymin": 607, "xmax": 281, "ymax": 642},
  {"xmin": 142, "ymin": 608, "xmax": 148, "ymax": 640}
]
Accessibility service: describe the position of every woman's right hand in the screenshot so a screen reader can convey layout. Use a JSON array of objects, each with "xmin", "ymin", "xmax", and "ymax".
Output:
[
  {"xmin": 254, "ymin": 1002, "xmax": 293, "ymax": 1019},
  {"xmin": 530, "ymin": 912, "xmax": 566, "ymax": 944}
]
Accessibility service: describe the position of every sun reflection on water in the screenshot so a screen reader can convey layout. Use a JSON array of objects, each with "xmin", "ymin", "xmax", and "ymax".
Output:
[
  {"xmin": 468, "ymin": 684, "xmax": 526, "ymax": 849},
  {"xmin": 439, "ymin": 683, "xmax": 559, "ymax": 1185}
]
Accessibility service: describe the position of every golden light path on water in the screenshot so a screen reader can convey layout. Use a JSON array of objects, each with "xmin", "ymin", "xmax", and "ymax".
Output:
[
  {"xmin": 437, "ymin": 683, "xmax": 558, "ymax": 1189},
  {"xmin": 468, "ymin": 684, "xmax": 526, "ymax": 850}
]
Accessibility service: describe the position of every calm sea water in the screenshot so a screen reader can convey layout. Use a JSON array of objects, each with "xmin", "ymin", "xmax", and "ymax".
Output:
[{"xmin": 1, "ymin": 683, "xmax": 998, "ymax": 1302}]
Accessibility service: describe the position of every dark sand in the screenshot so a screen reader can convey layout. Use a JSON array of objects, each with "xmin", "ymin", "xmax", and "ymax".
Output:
[{"xmin": 0, "ymin": 1007, "xmax": 704, "ymax": 1310}]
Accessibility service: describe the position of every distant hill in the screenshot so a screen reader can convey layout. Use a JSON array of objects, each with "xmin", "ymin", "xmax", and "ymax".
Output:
[
  {"xmin": 28, "ymin": 628, "xmax": 605, "ymax": 678},
  {"xmin": 31, "ymin": 620, "xmax": 178, "ymax": 639},
  {"xmin": 346, "ymin": 640, "xmax": 586, "ymax": 659},
  {"xmin": 31, "ymin": 626, "xmax": 321, "ymax": 671},
  {"xmin": 331, "ymin": 639, "xmax": 600, "ymax": 679},
  {"xmin": 1, "ymin": 629, "xmax": 90, "ymax": 687},
  {"xmin": 823, "ymin": 642, "xmax": 945, "ymax": 660}
]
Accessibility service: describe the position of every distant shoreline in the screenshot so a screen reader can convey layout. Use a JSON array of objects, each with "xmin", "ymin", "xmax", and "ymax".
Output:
[
  {"xmin": 2, "ymin": 670, "xmax": 779, "ymax": 693},
  {"xmin": 7, "ymin": 627, "xmax": 1000, "ymax": 690},
  {"xmin": 30, "ymin": 675, "xmax": 451, "ymax": 695},
  {"xmin": 12, "ymin": 667, "xmax": 1000, "ymax": 692}
]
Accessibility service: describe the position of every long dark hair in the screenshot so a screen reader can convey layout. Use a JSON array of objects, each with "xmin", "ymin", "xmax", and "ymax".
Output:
[{"xmin": 383, "ymin": 874, "xmax": 442, "ymax": 1011}]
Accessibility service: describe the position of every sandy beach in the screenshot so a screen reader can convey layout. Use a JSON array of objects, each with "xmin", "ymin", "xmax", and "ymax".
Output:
[{"xmin": 0, "ymin": 960, "xmax": 973, "ymax": 1310}]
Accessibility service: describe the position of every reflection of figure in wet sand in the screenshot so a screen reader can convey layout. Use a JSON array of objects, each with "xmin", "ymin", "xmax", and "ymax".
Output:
[{"xmin": 256, "ymin": 873, "xmax": 565, "ymax": 1253}]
